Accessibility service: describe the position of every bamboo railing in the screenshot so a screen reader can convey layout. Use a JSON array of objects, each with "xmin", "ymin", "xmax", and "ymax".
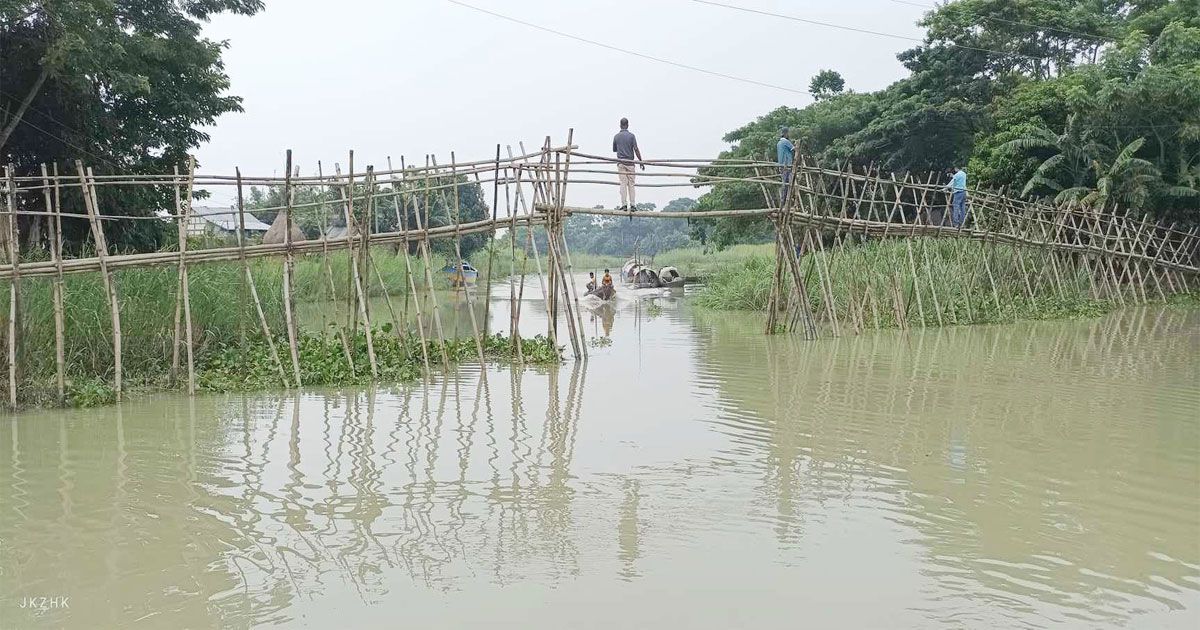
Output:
[{"xmin": 1, "ymin": 139, "xmax": 1197, "ymax": 409}]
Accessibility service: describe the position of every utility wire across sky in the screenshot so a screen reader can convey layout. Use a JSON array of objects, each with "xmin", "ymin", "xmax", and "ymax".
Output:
[{"xmin": 442, "ymin": 0, "xmax": 816, "ymax": 98}]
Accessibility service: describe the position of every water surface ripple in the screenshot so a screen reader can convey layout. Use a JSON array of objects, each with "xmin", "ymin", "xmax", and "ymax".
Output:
[{"xmin": 2, "ymin": 294, "xmax": 1197, "ymax": 629}]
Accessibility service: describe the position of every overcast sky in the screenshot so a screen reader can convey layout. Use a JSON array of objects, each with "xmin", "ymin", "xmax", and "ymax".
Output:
[{"xmin": 195, "ymin": 0, "xmax": 931, "ymax": 210}]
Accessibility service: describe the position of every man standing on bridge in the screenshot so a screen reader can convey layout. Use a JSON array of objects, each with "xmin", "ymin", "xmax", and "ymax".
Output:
[
  {"xmin": 613, "ymin": 117, "xmax": 644, "ymax": 211},
  {"xmin": 777, "ymin": 127, "xmax": 795, "ymax": 206},
  {"xmin": 947, "ymin": 164, "xmax": 969, "ymax": 228}
]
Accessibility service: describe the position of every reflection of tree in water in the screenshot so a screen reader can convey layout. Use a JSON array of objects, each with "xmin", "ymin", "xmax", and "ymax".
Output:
[{"xmin": 690, "ymin": 307, "xmax": 1200, "ymax": 623}]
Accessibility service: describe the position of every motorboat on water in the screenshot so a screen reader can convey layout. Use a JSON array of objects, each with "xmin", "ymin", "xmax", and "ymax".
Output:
[
  {"xmin": 622, "ymin": 258, "xmax": 685, "ymax": 289},
  {"xmin": 442, "ymin": 260, "xmax": 478, "ymax": 288}
]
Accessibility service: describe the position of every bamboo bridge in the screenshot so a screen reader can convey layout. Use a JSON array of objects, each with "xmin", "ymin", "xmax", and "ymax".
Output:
[{"xmin": 2, "ymin": 132, "xmax": 1198, "ymax": 408}]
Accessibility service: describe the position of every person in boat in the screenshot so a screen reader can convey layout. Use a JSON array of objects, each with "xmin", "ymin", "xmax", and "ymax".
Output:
[
  {"xmin": 602, "ymin": 269, "xmax": 614, "ymax": 287},
  {"xmin": 586, "ymin": 272, "xmax": 597, "ymax": 293}
]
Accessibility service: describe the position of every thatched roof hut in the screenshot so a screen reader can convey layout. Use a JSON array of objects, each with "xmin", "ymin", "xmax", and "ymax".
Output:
[{"xmin": 262, "ymin": 212, "xmax": 305, "ymax": 245}]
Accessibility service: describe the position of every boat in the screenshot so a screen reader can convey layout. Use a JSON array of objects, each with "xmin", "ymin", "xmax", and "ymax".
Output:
[
  {"xmin": 620, "ymin": 258, "xmax": 643, "ymax": 283},
  {"xmin": 622, "ymin": 258, "xmax": 686, "ymax": 289},
  {"xmin": 658, "ymin": 266, "xmax": 685, "ymax": 289},
  {"xmin": 442, "ymin": 260, "xmax": 478, "ymax": 288},
  {"xmin": 632, "ymin": 266, "xmax": 661, "ymax": 289},
  {"xmin": 586, "ymin": 283, "xmax": 617, "ymax": 301}
]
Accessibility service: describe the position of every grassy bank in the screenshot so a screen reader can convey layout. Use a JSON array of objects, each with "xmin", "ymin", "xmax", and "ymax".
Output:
[
  {"xmin": 691, "ymin": 237, "xmax": 1192, "ymax": 329},
  {"xmin": 0, "ymin": 247, "xmax": 550, "ymax": 409}
]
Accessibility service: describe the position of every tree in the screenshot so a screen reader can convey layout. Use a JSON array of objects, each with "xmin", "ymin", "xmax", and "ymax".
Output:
[
  {"xmin": 1001, "ymin": 115, "xmax": 1103, "ymax": 202},
  {"xmin": 691, "ymin": 0, "xmax": 1200, "ymax": 238},
  {"xmin": 808, "ymin": 70, "xmax": 845, "ymax": 101},
  {"xmin": 1, "ymin": 0, "xmax": 264, "ymax": 251}
]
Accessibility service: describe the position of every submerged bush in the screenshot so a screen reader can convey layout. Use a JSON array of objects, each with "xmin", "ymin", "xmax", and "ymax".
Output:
[{"xmin": 197, "ymin": 329, "xmax": 560, "ymax": 393}]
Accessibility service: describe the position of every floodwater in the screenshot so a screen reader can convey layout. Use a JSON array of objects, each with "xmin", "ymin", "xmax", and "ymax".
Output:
[{"xmin": 2, "ymin": 281, "xmax": 1198, "ymax": 629}]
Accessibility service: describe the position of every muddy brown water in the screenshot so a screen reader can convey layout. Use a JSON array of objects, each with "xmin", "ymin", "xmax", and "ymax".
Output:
[{"xmin": 2, "ymin": 284, "xmax": 1198, "ymax": 629}]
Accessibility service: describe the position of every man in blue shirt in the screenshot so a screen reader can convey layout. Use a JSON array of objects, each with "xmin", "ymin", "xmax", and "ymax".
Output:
[
  {"xmin": 947, "ymin": 165, "xmax": 968, "ymax": 227},
  {"xmin": 777, "ymin": 127, "xmax": 795, "ymax": 206}
]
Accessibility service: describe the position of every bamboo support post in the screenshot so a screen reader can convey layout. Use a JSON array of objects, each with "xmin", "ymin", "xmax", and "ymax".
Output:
[
  {"xmin": 386, "ymin": 156, "xmax": 430, "ymax": 372},
  {"xmin": 236, "ymin": 169, "xmax": 289, "ymax": 388},
  {"xmin": 484, "ymin": 144, "xmax": 502, "ymax": 337},
  {"xmin": 281, "ymin": 150, "xmax": 303, "ymax": 387},
  {"xmin": 339, "ymin": 157, "xmax": 378, "ymax": 379},
  {"xmin": 442, "ymin": 152, "xmax": 488, "ymax": 370},
  {"xmin": 77, "ymin": 163, "xmax": 122, "ymax": 401},
  {"xmin": 173, "ymin": 158, "xmax": 198, "ymax": 395},
  {"xmin": 4, "ymin": 165, "xmax": 19, "ymax": 409},
  {"xmin": 44, "ymin": 164, "xmax": 66, "ymax": 401},
  {"xmin": 410, "ymin": 156, "xmax": 451, "ymax": 369},
  {"xmin": 318, "ymin": 161, "xmax": 357, "ymax": 372}
]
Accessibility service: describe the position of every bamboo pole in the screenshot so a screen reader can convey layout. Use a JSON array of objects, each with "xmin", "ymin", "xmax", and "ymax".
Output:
[
  {"xmin": 409, "ymin": 156, "xmax": 451, "ymax": 369},
  {"xmin": 557, "ymin": 132, "xmax": 588, "ymax": 358},
  {"xmin": 317, "ymin": 162, "xmax": 356, "ymax": 372},
  {"xmin": 386, "ymin": 156, "xmax": 430, "ymax": 372},
  {"xmin": 543, "ymin": 142, "xmax": 583, "ymax": 358},
  {"xmin": 338, "ymin": 159, "xmax": 377, "ymax": 379},
  {"xmin": 4, "ymin": 165, "xmax": 19, "ymax": 409},
  {"xmin": 170, "ymin": 166, "xmax": 184, "ymax": 387},
  {"xmin": 511, "ymin": 143, "xmax": 555, "ymax": 351},
  {"xmin": 483, "ymin": 144, "xmax": 501, "ymax": 336},
  {"xmin": 181, "ymin": 158, "xmax": 197, "ymax": 395},
  {"xmin": 77, "ymin": 162, "xmax": 122, "ymax": 402},
  {"xmin": 236, "ymin": 169, "xmax": 289, "ymax": 387},
  {"xmin": 359, "ymin": 169, "xmax": 403, "ymax": 339},
  {"xmin": 435, "ymin": 153, "xmax": 487, "ymax": 370},
  {"xmin": 904, "ymin": 239, "xmax": 926, "ymax": 327},
  {"xmin": 504, "ymin": 157, "xmax": 523, "ymax": 361},
  {"xmin": 281, "ymin": 150, "xmax": 303, "ymax": 387},
  {"xmin": 44, "ymin": 164, "xmax": 66, "ymax": 402}
]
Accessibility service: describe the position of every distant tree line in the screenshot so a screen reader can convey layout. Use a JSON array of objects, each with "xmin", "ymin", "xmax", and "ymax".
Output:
[
  {"xmin": 514, "ymin": 197, "xmax": 699, "ymax": 258},
  {"xmin": 245, "ymin": 177, "xmax": 492, "ymax": 260}
]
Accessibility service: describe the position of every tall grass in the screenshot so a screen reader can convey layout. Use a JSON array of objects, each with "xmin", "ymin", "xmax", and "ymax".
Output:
[
  {"xmin": 0, "ymin": 245, "xmax": 509, "ymax": 407},
  {"xmin": 694, "ymin": 238, "xmax": 1120, "ymax": 328}
]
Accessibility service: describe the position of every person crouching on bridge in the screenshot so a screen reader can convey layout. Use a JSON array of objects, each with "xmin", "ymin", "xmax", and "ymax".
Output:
[
  {"xmin": 613, "ymin": 117, "xmax": 644, "ymax": 211},
  {"xmin": 947, "ymin": 164, "xmax": 968, "ymax": 228},
  {"xmin": 777, "ymin": 127, "xmax": 795, "ymax": 206}
]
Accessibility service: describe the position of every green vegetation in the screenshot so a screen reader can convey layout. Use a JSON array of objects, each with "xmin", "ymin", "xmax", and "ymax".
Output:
[
  {"xmin": 693, "ymin": 238, "xmax": 1136, "ymax": 328},
  {"xmin": 198, "ymin": 331, "xmax": 558, "ymax": 394},
  {"xmin": 1, "ymin": 249, "xmax": 550, "ymax": 409},
  {"xmin": 691, "ymin": 0, "xmax": 1200, "ymax": 247},
  {"xmin": 693, "ymin": 253, "xmax": 775, "ymax": 311},
  {"xmin": 2, "ymin": 0, "xmax": 264, "ymax": 251}
]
